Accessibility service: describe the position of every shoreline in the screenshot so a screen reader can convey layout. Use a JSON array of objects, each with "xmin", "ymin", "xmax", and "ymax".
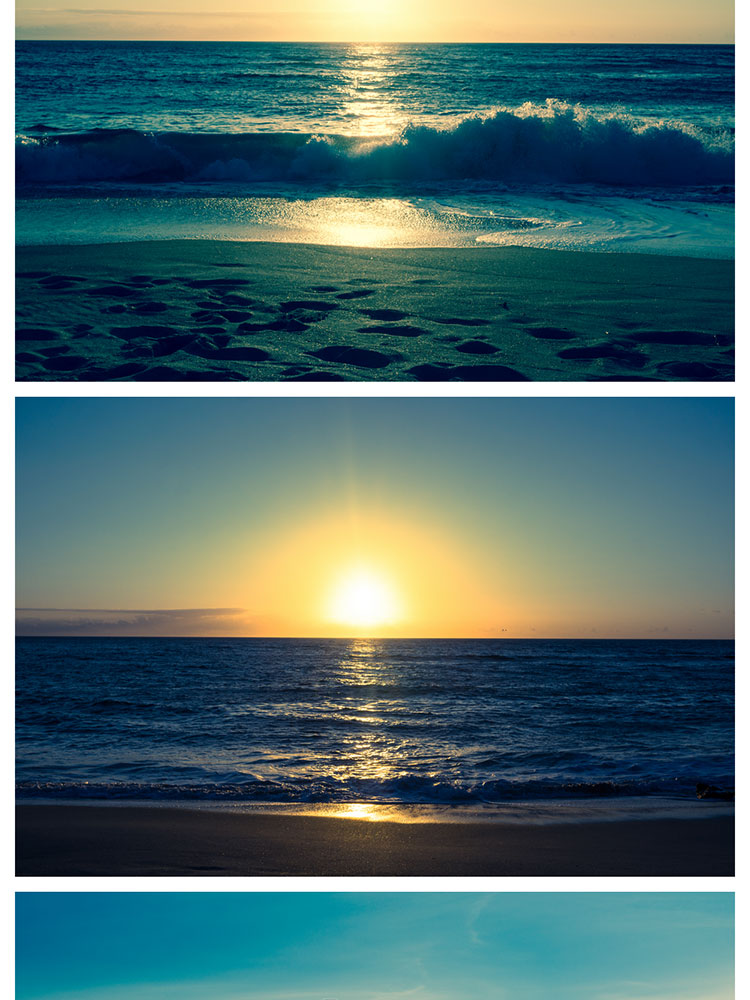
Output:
[
  {"xmin": 16, "ymin": 802, "xmax": 734, "ymax": 876},
  {"xmin": 16, "ymin": 240, "xmax": 734, "ymax": 382},
  {"xmin": 14, "ymin": 795, "xmax": 734, "ymax": 824},
  {"xmin": 15, "ymin": 232, "xmax": 735, "ymax": 254}
]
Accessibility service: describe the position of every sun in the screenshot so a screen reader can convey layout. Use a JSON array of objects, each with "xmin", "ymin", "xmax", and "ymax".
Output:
[{"xmin": 327, "ymin": 566, "xmax": 401, "ymax": 630}]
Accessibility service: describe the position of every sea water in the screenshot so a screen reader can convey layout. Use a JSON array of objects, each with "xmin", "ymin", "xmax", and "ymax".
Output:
[
  {"xmin": 15, "ymin": 42, "xmax": 734, "ymax": 256},
  {"xmin": 16, "ymin": 638, "xmax": 734, "ymax": 807}
]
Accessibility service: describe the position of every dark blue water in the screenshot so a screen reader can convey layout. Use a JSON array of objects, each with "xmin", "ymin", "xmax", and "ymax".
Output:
[
  {"xmin": 16, "ymin": 42, "xmax": 734, "ymax": 137},
  {"xmin": 15, "ymin": 638, "xmax": 734, "ymax": 804},
  {"xmin": 15, "ymin": 43, "xmax": 734, "ymax": 255}
]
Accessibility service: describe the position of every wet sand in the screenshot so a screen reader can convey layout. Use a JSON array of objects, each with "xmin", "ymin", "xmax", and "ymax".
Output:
[
  {"xmin": 16, "ymin": 241, "xmax": 733, "ymax": 381},
  {"xmin": 16, "ymin": 804, "xmax": 734, "ymax": 876}
]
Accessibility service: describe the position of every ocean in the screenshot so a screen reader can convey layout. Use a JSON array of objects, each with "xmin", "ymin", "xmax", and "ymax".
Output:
[
  {"xmin": 16, "ymin": 42, "xmax": 734, "ymax": 256},
  {"xmin": 16, "ymin": 638, "xmax": 734, "ymax": 809}
]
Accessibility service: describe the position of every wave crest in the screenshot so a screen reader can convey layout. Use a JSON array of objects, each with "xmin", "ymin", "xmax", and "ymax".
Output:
[
  {"xmin": 15, "ymin": 773, "xmax": 734, "ymax": 804},
  {"xmin": 16, "ymin": 104, "xmax": 734, "ymax": 189}
]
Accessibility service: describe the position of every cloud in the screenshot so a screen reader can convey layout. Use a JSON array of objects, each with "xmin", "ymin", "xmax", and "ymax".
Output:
[
  {"xmin": 27, "ymin": 982, "xmax": 440, "ymax": 1000},
  {"xmin": 15, "ymin": 607, "xmax": 255, "ymax": 636},
  {"xmin": 466, "ymin": 894, "xmax": 494, "ymax": 946},
  {"xmin": 18, "ymin": 6, "xmax": 323, "ymax": 18},
  {"xmin": 23, "ymin": 8, "xmax": 286, "ymax": 15}
]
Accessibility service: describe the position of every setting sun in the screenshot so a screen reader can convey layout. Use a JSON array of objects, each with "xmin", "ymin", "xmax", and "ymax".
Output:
[
  {"xmin": 15, "ymin": 399, "xmax": 735, "ymax": 640},
  {"xmin": 327, "ymin": 566, "xmax": 401, "ymax": 630}
]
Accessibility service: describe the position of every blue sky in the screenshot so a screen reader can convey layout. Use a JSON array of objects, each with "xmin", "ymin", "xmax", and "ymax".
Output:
[
  {"xmin": 16, "ymin": 398, "xmax": 734, "ymax": 637},
  {"xmin": 16, "ymin": 893, "xmax": 734, "ymax": 1000}
]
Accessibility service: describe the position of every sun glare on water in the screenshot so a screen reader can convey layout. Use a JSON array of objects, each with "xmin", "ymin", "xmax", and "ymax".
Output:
[{"xmin": 328, "ymin": 567, "xmax": 401, "ymax": 631}]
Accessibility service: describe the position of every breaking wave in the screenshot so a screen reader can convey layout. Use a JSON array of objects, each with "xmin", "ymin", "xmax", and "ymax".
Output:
[
  {"xmin": 15, "ymin": 774, "xmax": 735, "ymax": 804},
  {"xmin": 16, "ymin": 103, "xmax": 734, "ymax": 190}
]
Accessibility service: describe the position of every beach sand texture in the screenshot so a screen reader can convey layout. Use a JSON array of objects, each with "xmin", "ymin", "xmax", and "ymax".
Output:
[
  {"xmin": 16, "ymin": 805, "xmax": 734, "ymax": 877},
  {"xmin": 16, "ymin": 241, "xmax": 733, "ymax": 382}
]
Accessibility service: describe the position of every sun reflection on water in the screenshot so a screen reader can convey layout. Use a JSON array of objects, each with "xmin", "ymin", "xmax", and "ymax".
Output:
[
  {"xmin": 329, "ymin": 802, "xmax": 385, "ymax": 821},
  {"xmin": 325, "ymin": 221, "xmax": 400, "ymax": 246},
  {"xmin": 327, "ymin": 638, "xmax": 405, "ymax": 790},
  {"xmin": 340, "ymin": 44, "xmax": 405, "ymax": 137}
]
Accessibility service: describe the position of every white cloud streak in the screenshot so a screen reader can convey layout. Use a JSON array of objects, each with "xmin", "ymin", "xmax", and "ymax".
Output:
[{"xmin": 15, "ymin": 606, "xmax": 252, "ymax": 636}]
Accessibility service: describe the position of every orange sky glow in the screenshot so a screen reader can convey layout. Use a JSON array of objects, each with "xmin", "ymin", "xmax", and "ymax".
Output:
[{"xmin": 15, "ymin": 1, "xmax": 735, "ymax": 42}]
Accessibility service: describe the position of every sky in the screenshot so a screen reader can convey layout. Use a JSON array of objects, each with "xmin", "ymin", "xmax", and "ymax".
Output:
[
  {"xmin": 15, "ymin": 1, "xmax": 735, "ymax": 43},
  {"xmin": 15, "ymin": 893, "xmax": 734, "ymax": 1000},
  {"xmin": 15, "ymin": 398, "xmax": 733, "ymax": 639}
]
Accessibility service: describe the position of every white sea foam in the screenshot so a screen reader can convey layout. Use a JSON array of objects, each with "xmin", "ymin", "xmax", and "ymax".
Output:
[
  {"xmin": 16, "ymin": 104, "xmax": 734, "ymax": 189},
  {"xmin": 15, "ymin": 190, "xmax": 734, "ymax": 258}
]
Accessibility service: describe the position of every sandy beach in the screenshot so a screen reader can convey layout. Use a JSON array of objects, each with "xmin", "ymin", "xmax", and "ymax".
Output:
[
  {"xmin": 16, "ymin": 241, "xmax": 733, "ymax": 381},
  {"xmin": 16, "ymin": 804, "xmax": 734, "ymax": 876}
]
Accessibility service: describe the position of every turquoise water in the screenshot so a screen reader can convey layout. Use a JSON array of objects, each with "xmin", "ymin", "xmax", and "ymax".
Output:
[{"xmin": 16, "ymin": 42, "xmax": 734, "ymax": 253}]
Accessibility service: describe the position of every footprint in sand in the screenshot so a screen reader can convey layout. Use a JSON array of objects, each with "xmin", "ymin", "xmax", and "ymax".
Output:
[
  {"xmin": 218, "ymin": 310, "xmax": 253, "ymax": 322},
  {"xmin": 41, "ymin": 355, "xmax": 88, "ymax": 372},
  {"xmin": 185, "ymin": 342, "xmax": 271, "ymax": 362},
  {"xmin": 360, "ymin": 308, "xmax": 409, "ymax": 321},
  {"xmin": 38, "ymin": 276, "xmax": 86, "ymax": 290},
  {"xmin": 208, "ymin": 347, "xmax": 271, "ymax": 362},
  {"xmin": 407, "ymin": 363, "xmax": 528, "ymax": 381},
  {"xmin": 87, "ymin": 284, "xmax": 141, "ymax": 298},
  {"xmin": 220, "ymin": 294, "xmax": 257, "ymax": 306},
  {"xmin": 185, "ymin": 278, "xmax": 252, "ymax": 289},
  {"xmin": 286, "ymin": 371, "xmax": 349, "ymax": 381},
  {"xmin": 133, "ymin": 302, "xmax": 169, "ymax": 315},
  {"xmin": 279, "ymin": 300, "xmax": 338, "ymax": 312},
  {"xmin": 109, "ymin": 324, "xmax": 183, "ymax": 341},
  {"xmin": 357, "ymin": 324, "xmax": 427, "ymax": 338},
  {"xmin": 557, "ymin": 343, "xmax": 647, "ymax": 368},
  {"xmin": 525, "ymin": 326, "xmax": 577, "ymax": 340},
  {"xmin": 17, "ymin": 328, "xmax": 60, "ymax": 341},
  {"xmin": 237, "ymin": 318, "xmax": 309, "ymax": 333},
  {"xmin": 131, "ymin": 365, "xmax": 193, "ymax": 380},
  {"xmin": 308, "ymin": 345, "xmax": 394, "ymax": 369},
  {"xmin": 150, "ymin": 335, "xmax": 197, "ymax": 357},
  {"xmin": 658, "ymin": 361, "xmax": 731, "ymax": 380},
  {"xmin": 335, "ymin": 289, "xmax": 376, "ymax": 300},
  {"xmin": 88, "ymin": 362, "xmax": 150, "ymax": 380},
  {"xmin": 594, "ymin": 375, "xmax": 658, "ymax": 382},
  {"xmin": 455, "ymin": 340, "xmax": 499, "ymax": 355},
  {"xmin": 192, "ymin": 310, "xmax": 226, "ymax": 323}
]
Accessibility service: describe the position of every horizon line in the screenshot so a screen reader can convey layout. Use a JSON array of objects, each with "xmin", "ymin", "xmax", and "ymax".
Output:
[
  {"xmin": 15, "ymin": 633, "xmax": 734, "ymax": 641},
  {"xmin": 14, "ymin": 38, "xmax": 735, "ymax": 45}
]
